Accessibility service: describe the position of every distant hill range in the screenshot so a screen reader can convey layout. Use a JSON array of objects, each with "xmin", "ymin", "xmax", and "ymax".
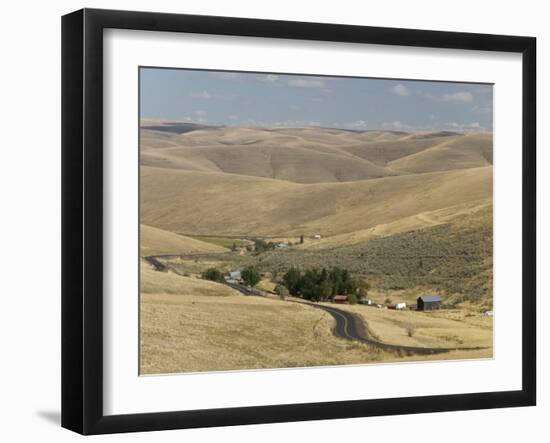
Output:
[{"xmin": 140, "ymin": 120, "xmax": 492, "ymax": 183}]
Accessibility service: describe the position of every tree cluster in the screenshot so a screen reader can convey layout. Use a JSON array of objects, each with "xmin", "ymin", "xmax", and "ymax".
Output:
[{"xmin": 282, "ymin": 266, "xmax": 369, "ymax": 302}]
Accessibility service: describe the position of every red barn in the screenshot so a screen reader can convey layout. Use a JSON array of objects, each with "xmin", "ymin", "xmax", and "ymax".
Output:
[{"xmin": 333, "ymin": 295, "xmax": 348, "ymax": 304}]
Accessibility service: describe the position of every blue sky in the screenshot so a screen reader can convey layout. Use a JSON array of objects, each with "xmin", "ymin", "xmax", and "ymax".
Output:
[{"xmin": 140, "ymin": 68, "xmax": 493, "ymax": 132}]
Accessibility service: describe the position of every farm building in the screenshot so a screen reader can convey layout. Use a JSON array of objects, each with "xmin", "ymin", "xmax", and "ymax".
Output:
[
  {"xmin": 313, "ymin": 234, "xmax": 321, "ymax": 240},
  {"xmin": 333, "ymin": 295, "xmax": 348, "ymax": 304},
  {"xmin": 395, "ymin": 302, "xmax": 407, "ymax": 310},
  {"xmin": 224, "ymin": 270, "xmax": 242, "ymax": 283},
  {"xmin": 275, "ymin": 242, "xmax": 288, "ymax": 249},
  {"xmin": 417, "ymin": 295, "xmax": 442, "ymax": 311}
]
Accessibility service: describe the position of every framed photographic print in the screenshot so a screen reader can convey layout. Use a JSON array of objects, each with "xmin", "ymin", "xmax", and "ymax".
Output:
[{"xmin": 61, "ymin": 8, "xmax": 536, "ymax": 435}]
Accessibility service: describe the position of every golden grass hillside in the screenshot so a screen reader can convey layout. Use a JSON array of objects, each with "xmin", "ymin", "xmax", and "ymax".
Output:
[
  {"xmin": 141, "ymin": 260, "xmax": 237, "ymax": 295},
  {"xmin": 301, "ymin": 198, "xmax": 492, "ymax": 249},
  {"xmin": 387, "ymin": 134, "xmax": 492, "ymax": 173},
  {"xmin": 140, "ymin": 125, "xmax": 492, "ymax": 182},
  {"xmin": 327, "ymin": 302, "xmax": 492, "ymax": 352},
  {"xmin": 141, "ymin": 130, "xmax": 400, "ymax": 183},
  {"xmin": 140, "ymin": 269, "xmax": 385, "ymax": 373},
  {"xmin": 140, "ymin": 165, "xmax": 492, "ymax": 237},
  {"xmin": 140, "ymin": 224, "xmax": 227, "ymax": 256}
]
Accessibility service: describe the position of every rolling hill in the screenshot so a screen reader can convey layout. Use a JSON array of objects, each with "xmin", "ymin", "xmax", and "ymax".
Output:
[
  {"xmin": 140, "ymin": 224, "xmax": 227, "ymax": 256},
  {"xmin": 140, "ymin": 165, "xmax": 492, "ymax": 237},
  {"xmin": 140, "ymin": 123, "xmax": 492, "ymax": 183}
]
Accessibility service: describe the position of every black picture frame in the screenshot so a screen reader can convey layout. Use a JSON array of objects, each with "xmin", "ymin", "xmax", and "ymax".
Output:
[{"xmin": 62, "ymin": 8, "xmax": 536, "ymax": 435}]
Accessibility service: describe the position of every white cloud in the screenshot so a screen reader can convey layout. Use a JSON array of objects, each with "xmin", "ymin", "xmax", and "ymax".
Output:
[
  {"xmin": 381, "ymin": 120, "xmax": 412, "ymax": 130},
  {"xmin": 190, "ymin": 91, "xmax": 235, "ymax": 101},
  {"xmin": 228, "ymin": 115, "xmax": 239, "ymax": 121},
  {"xmin": 263, "ymin": 74, "xmax": 279, "ymax": 83},
  {"xmin": 442, "ymin": 91, "xmax": 474, "ymax": 103},
  {"xmin": 287, "ymin": 78, "xmax": 326, "ymax": 88},
  {"xmin": 444, "ymin": 121, "xmax": 485, "ymax": 132},
  {"xmin": 191, "ymin": 110, "xmax": 207, "ymax": 123},
  {"xmin": 389, "ymin": 84, "xmax": 409, "ymax": 97},
  {"xmin": 209, "ymin": 72, "xmax": 241, "ymax": 80},
  {"xmin": 190, "ymin": 91, "xmax": 212, "ymax": 99},
  {"xmin": 181, "ymin": 113, "xmax": 207, "ymax": 124},
  {"xmin": 473, "ymin": 103, "xmax": 492, "ymax": 113},
  {"xmin": 345, "ymin": 120, "xmax": 369, "ymax": 129},
  {"xmin": 270, "ymin": 120, "xmax": 321, "ymax": 127}
]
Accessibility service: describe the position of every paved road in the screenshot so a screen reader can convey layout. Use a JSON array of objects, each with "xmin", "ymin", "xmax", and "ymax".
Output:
[
  {"xmin": 305, "ymin": 302, "xmax": 486, "ymax": 356},
  {"xmin": 144, "ymin": 256, "xmax": 166, "ymax": 271},
  {"xmin": 224, "ymin": 281, "xmax": 267, "ymax": 297}
]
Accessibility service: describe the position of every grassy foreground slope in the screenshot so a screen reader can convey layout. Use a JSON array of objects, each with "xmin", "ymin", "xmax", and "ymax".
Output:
[
  {"xmin": 140, "ymin": 266, "xmax": 383, "ymax": 374},
  {"xmin": 141, "ymin": 260, "xmax": 237, "ymax": 296},
  {"xmin": 140, "ymin": 224, "xmax": 227, "ymax": 256},
  {"xmin": 140, "ymin": 293, "xmax": 385, "ymax": 374}
]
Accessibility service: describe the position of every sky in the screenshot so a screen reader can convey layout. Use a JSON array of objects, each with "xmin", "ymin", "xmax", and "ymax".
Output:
[{"xmin": 140, "ymin": 68, "xmax": 493, "ymax": 132}]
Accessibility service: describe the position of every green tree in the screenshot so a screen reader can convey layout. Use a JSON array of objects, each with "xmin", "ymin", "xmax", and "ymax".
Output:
[
  {"xmin": 300, "ymin": 269, "xmax": 320, "ymax": 301},
  {"xmin": 329, "ymin": 267, "xmax": 343, "ymax": 295},
  {"xmin": 318, "ymin": 280, "xmax": 333, "ymax": 301},
  {"xmin": 283, "ymin": 267, "xmax": 302, "ymax": 295},
  {"xmin": 275, "ymin": 284, "xmax": 289, "ymax": 298},
  {"xmin": 201, "ymin": 268, "xmax": 224, "ymax": 282},
  {"xmin": 352, "ymin": 278, "xmax": 370, "ymax": 299},
  {"xmin": 254, "ymin": 239, "xmax": 268, "ymax": 252},
  {"xmin": 241, "ymin": 266, "xmax": 261, "ymax": 287}
]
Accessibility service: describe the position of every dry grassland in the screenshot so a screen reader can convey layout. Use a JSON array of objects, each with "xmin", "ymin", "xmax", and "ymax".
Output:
[
  {"xmin": 140, "ymin": 289, "xmax": 383, "ymax": 374},
  {"xmin": 140, "ymin": 224, "xmax": 227, "ymax": 257},
  {"xmin": 324, "ymin": 302, "xmax": 493, "ymax": 356},
  {"xmin": 140, "ymin": 165, "xmax": 492, "ymax": 237},
  {"xmin": 141, "ymin": 260, "xmax": 236, "ymax": 296}
]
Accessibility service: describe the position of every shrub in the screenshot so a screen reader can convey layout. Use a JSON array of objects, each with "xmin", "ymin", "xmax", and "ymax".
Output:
[
  {"xmin": 201, "ymin": 268, "xmax": 224, "ymax": 282},
  {"xmin": 275, "ymin": 284, "xmax": 289, "ymax": 296},
  {"xmin": 242, "ymin": 266, "xmax": 261, "ymax": 287},
  {"xmin": 347, "ymin": 294, "xmax": 358, "ymax": 305},
  {"xmin": 405, "ymin": 323, "xmax": 416, "ymax": 337}
]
